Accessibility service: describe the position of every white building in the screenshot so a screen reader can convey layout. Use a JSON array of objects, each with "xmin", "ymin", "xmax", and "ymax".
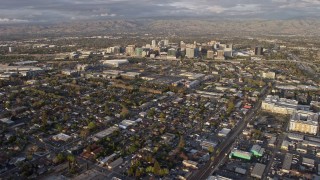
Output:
[
  {"xmin": 289, "ymin": 111, "xmax": 319, "ymax": 135},
  {"xmin": 262, "ymin": 95, "xmax": 299, "ymax": 115},
  {"xmin": 186, "ymin": 48, "xmax": 195, "ymax": 58}
]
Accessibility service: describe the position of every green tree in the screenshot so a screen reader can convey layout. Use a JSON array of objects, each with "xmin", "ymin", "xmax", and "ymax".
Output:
[
  {"xmin": 55, "ymin": 124, "xmax": 63, "ymax": 132},
  {"xmin": 208, "ymin": 146, "xmax": 214, "ymax": 153},
  {"xmin": 4, "ymin": 101, "xmax": 10, "ymax": 109},
  {"xmin": 80, "ymin": 129, "xmax": 90, "ymax": 139},
  {"xmin": 154, "ymin": 160, "xmax": 161, "ymax": 175},
  {"xmin": 55, "ymin": 153, "xmax": 65, "ymax": 163},
  {"xmin": 104, "ymin": 104, "xmax": 111, "ymax": 115},
  {"xmin": 88, "ymin": 122, "xmax": 96, "ymax": 130},
  {"xmin": 226, "ymin": 98, "xmax": 235, "ymax": 115},
  {"xmin": 147, "ymin": 108, "xmax": 156, "ymax": 118},
  {"xmin": 146, "ymin": 166, "xmax": 154, "ymax": 173},
  {"xmin": 67, "ymin": 154, "xmax": 76, "ymax": 172},
  {"xmin": 41, "ymin": 111, "xmax": 48, "ymax": 126},
  {"xmin": 178, "ymin": 136, "xmax": 185, "ymax": 150},
  {"xmin": 63, "ymin": 113, "xmax": 69, "ymax": 122},
  {"xmin": 120, "ymin": 105, "xmax": 129, "ymax": 118},
  {"xmin": 211, "ymin": 156, "xmax": 215, "ymax": 161}
]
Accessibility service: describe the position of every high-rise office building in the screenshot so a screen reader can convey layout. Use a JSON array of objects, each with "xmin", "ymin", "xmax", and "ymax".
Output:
[
  {"xmin": 151, "ymin": 40, "xmax": 156, "ymax": 48},
  {"xmin": 180, "ymin": 41, "xmax": 186, "ymax": 49},
  {"xmin": 207, "ymin": 50, "xmax": 214, "ymax": 59},
  {"xmin": 164, "ymin": 39, "xmax": 169, "ymax": 46},
  {"xmin": 125, "ymin": 45, "xmax": 135, "ymax": 56},
  {"xmin": 186, "ymin": 48, "xmax": 195, "ymax": 58},
  {"xmin": 224, "ymin": 44, "xmax": 233, "ymax": 57},
  {"xmin": 255, "ymin": 46, "xmax": 264, "ymax": 56},
  {"xmin": 135, "ymin": 48, "xmax": 143, "ymax": 57},
  {"xmin": 217, "ymin": 50, "xmax": 224, "ymax": 58},
  {"xmin": 142, "ymin": 51, "xmax": 148, "ymax": 57},
  {"xmin": 168, "ymin": 48, "xmax": 177, "ymax": 57}
]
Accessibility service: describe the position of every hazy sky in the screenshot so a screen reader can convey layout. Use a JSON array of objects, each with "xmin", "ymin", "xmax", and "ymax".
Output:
[{"xmin": 0, "ymin": 0, "xmax": 320, "ymax": 23}]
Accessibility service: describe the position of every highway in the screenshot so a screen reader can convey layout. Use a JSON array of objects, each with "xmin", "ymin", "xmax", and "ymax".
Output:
[{"xmin": 189, "ymin": 85, "xmax": 271, "ymax": 180}]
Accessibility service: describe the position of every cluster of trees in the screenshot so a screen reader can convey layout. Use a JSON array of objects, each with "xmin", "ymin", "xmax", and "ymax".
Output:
[
  {"xmin": 226, "ymin": 97, "xmax": 236, "ymax": 116},
  {"xmin": 127, "ymin": 157, "xmax": 169, "ymax": 178}
]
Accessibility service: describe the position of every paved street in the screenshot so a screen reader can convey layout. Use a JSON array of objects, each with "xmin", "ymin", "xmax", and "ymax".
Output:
[{"xmin": 189, "ymin": 85, "xmax": 271, "ymax": 180}]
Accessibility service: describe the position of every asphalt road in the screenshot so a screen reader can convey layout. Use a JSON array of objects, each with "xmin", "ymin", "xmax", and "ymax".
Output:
[{"xmin": 189, "ymin": 86, "xmax": 270, "ymax": 180}]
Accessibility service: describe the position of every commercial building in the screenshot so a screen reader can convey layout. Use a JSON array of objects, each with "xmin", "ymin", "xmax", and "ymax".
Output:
[
  {"xmin": 119, "ymin": 120, "xmax": 137, "ymax": 129},
  {"xmin": 207, "ymin": 175, "xmax": 232, "ymax": 180},
  {"xmin": 218, "ymin": 128, "xmax": 231, "ymax": 137},
  {"xmin": 250, "ymin": 145, "xmax": 265, "ymax": 157},
  {"xmin": 135, "ymin": 48, "xmax": 143, "ymax": 57},
  {"xmin": 302, "ymin": 157, "xmax": 315, "ymax": 168},
  {"xmin": 52, "ymin": 133, "xmax": 71, "ymax": 142},
  {"xmin": 289, "ymin": 111, "xmax": 319, "ymax": 135},
  {"xmin": 282, "ymin": 153, "xmax": 293, "ymax": 173},
  {"xmin": 151, "ymin": 40, "xmax": 156, "ymax": 48},
  {"xmin": 235, "ymin": 167, "xmax": 247, "ymax": 175},
  {"xmin": 125, "ymin": 45, "xmax": 135, "ymax": 56},
  {"xmin": 167, "ymin": 48, "xmax": 177, "ymax": 57},
  {"xmin": 161, "ymin": 133, "xmax": 176, "ymax": 144},
  {"xmin": 223, "ymin": 44, "xmax": 233, "ymax": 57},
  {"xmin": 207, "ymin": 50, "xmax": 214, "ymax": 59},
  {"xmin": 287, "ymin": 133, "xmax": 304, "ymax": 141},
  {"xmin": 186, "ymin": 48, "xmax": 195, "ymax": 58},
  {"xmin": 100, "ymin": 59, "xmax": 129, "ymax": 67},
  {"xmin": 229, "ymin": 150, "xmax": 252, "ymax": 160},
  {"xmin": 262, "ymin": 95, "xmax": 299, "ymax": 115},
  {"xmin": 216, "ymin": 50, "xmax": 225, "ymax": 60},
  {"xmin": 281, "ymin": 140, "xmax": 290, "ymax": 150},
  {"xmin": 200, "ymin": 141, "xmax": 217, "ymax": 151},
  {"xmin": 99, "ymin": 153, "xmax": 117, "ymax": 165},
  {"xmin": 0, "ymin": 65, "xmax": 44, "ymax": 78},
  {"xmin": 261, "ymin": 71, "xmax": 276, "ymax": 79},
  {"xmin": 182, "ymin": 160, "xmax": 198, "ymax": 169},
  {"xmin": 251, "ymin": 163, "xmax": 266, "ymax": 179},
  {"xmin": 163, "ymin": 39, "xmax": 169, "ymax": 46},
  {"xmin": 107, "ymin": 157, "xmax": 123, "ymax": 170},
  {"xmin": 94, "ymin": 126, "xmax": 119, "ymax": 140},
  {"xmin": 268, "ymin": 136, "xmax": 277, "ymax": 147},
  {"xmin": 255, "ymin": 46, "xmax": 264, "ymax": 56}
]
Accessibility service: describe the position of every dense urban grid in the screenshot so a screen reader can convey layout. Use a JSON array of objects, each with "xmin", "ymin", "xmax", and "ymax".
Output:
[{"xmin": 0, "ymin": 34, "xmax": 319, "ymax": 180}]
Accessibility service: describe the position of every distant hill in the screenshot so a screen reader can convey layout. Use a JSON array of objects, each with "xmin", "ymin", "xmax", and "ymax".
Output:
[{"xmin": 1, "ymin": 18, "xmax": 320, "ymax": 38}]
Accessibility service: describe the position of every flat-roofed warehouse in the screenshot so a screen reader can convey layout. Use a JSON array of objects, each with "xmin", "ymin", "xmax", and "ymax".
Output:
[{"xmin": 251, "ymin": 163, "xmax": 266, "ymax": 179}]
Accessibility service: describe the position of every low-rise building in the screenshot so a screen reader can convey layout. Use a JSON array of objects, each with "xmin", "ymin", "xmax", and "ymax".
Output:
[
  {"xmin": 281, "ymin": 140, "xmax": 290, "ymax": 150},
  {"xmin": 107, "ymin": 157, "xmax": 123, "ymax": 170},
  {"xmin": 229, "ymin": 150, "xmax": 252, "ymax": 160},
  {"xmin": 250, "ymin": 145, "xmax": 265, "ymax": 157},
  {"xmin": 261, "ymin": 71, "xmax": 276, "ymax": 79},
  {"xmin": 182, "ymin": 160, "xmax": 198, "ymax": 169},
  {"xmin": 235, "ymin": 167, "xmax": 247, "ymax": 175},
  {"xmin": 302, "ymin": 157, "xmax": 315, "ymax": 168},
  {"xmin": 218, "ymin": 128, "xmax": 231, "ymax": 137},
  {"xmin": 282, "ymin": 153, "xmax": 293, "ymax": 173},
  {"xmin": 287, "ymin": 133, "xmax": 304, "ymax": 141},
  {"xmin": 119, "ymin": 120, "xmax": 137, "ymax": 129},
  {"xmin": 52, "ymin": 133, "xmax": 71, "ymax": 141},
  {"xmin": 200, "ymin": 141, "xmax": 217, "ymax": 151},
  {"xmin": 94, "ymin": 126, "xmax": 119, "ymax": 140},
  {"xmin": 268, "ymin": 136, "xmax": 277, "ymax": 147},
  {"xmin": 251, "ymin": 163, "xmax": 266, "ymax": 179}
]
